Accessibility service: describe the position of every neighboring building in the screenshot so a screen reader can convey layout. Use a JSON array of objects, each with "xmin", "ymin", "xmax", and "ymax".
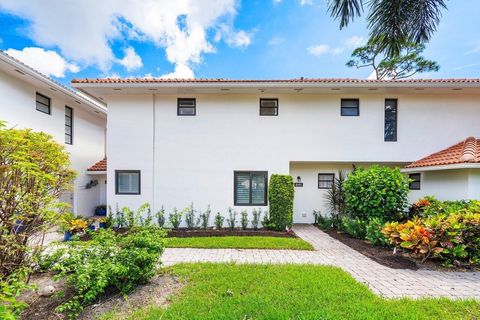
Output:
[
  {"xmin": 403, "ymin": 137, "xmax": 480, "ymax": 202},
  {"xmin": 72, "ymin": 78, "xmax": 480, "ymax": 224},
  {"xmin": 0, "ymin": 51, "xmax": 107, "ymax": 216}
]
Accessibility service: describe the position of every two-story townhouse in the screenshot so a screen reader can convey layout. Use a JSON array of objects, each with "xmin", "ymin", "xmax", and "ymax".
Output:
[
  {"xmin": 73, "ymin": 78, "xmax": 480, "ymax": 224},
  {"xmin": 0, "ymin": 51, "xmax": 107, "ymax": 216}
]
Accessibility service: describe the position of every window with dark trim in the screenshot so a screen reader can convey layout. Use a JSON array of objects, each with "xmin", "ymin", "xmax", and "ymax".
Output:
[
  {"xmin": 65, "ymin": 106, "xmax": 73, "ymax": 145},
  {"xmin": 260, "ymin": 98, "xmax": 278, "ymax": 116},
  {"xmin": 234, "ymin": 171, "xmax": 268, "ymax": 206},
  {"xmin": 341, "ymin": 99, "xmax": 359, "ymax": 116},
  {"xmin": 384, "ymin": 99, "xmax": 398, "ymax": 142},
  {"xmin": 318, "ymin": 173, "xmax": 335, "ymax": 189},
  {"xmin": 409, "ymin": 173, "xmax": 421, "ymax": 190},
  {"xmin": 36, "ymin": 92, "xmax": 51, "ymax": 114},
  {"xmin": 115, "ymin": 170, "xmax": 141, "ymax": 195},
  {"xmin": 177, "ymin": 98, "xmax": 196, "ymax": 116}
]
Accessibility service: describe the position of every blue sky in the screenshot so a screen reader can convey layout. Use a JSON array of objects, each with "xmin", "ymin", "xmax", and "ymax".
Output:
[{"xmin": 0, "ymin": 0, "xmax": 479, "ymax": 86}]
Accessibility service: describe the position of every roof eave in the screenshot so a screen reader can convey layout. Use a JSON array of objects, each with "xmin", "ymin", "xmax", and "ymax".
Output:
[{"xmin": 402, "ymin": 163, "xmax": 480, "ymax": 173}]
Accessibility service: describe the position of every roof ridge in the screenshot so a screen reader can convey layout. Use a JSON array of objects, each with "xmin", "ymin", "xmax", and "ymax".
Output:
[{"xmin": 459, "ymin": 137, "xmax": 477, "ymax": 162}]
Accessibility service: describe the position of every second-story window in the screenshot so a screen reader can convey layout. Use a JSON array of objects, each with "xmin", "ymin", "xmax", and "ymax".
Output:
[
  {"xmin": 177, "ymin": 98, "xmax": 196, "ymax": 116},
  {"xmin": 260, "ymin": 98, "xmax": 278, "ymax": 116},
  {"xmin": 341, "ymin": 99, "xmax": 359, "ymax": 116},
  {"xmin": 36, "ymin": 92, "xmax": 51, "ymax": 114},
  {"xmin": 384, "ymin": 99, "xmax": 398, "ymax": 142},
  {"xmin": 65, "ymin": 106, "xmax": 73, "ymax": 145}
]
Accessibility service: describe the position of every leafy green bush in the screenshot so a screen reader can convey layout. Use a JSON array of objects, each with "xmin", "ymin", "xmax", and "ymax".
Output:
[
  {"xmin": 314, "ymin": 212, "xmax": 335, "ymax": 230},
  {"xmin": 185, "ymin": 203, "xmax": 197, "ymax": 230},
  {"xmin": 251, "ymin": 208, "xmax": 262, "ymax": 230},
  {"xmin": 169, "ymin": 208, "xmax": 183, "ymax": 229},
  {"xmin": 155, "ymin": 206, "xmax": 165, "ymax": 227},
  {"xmin": 198, "ymin": 205, "xmax": 211, "ymax": 229},
  {"xmin": 214, "ymin": 212, "xmax": 225, "ymax": 229},
  {"xmin": 0, "ymin": 269, "xmax": 31, "ymax": 320},
  {"xmin": 344, "ymin": 166, "xmax": 409, "ymax": 220},
  {"xmin": 339, "ymin": 217, "xmax": 367, "ymax": 239},
  {"xmin": 226, "ymin": 207, "xmax": 237, "ymax": 229},
  {"xmin": 268, "ymin": 174, "xmax": 294, "ymax": 231},
  {"xmin": 43, "ymin": 227, "xmax": 165, "ymax": 318},
  {"xmin": 240, "ymin": 210, "xmax": 248, "ymax": 230},
  {"xmin": 365, "ymin": 218, "xmax": 390, "ymax": 247}
]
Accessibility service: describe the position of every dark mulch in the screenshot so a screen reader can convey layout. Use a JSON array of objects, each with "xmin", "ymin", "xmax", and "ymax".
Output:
[
  {"xmin": 323, "ymin": 228, "xmax": 419, "ymax": 270},
  {"xmin": 167, "ymin": 228, "xmax": 297, "ymax": 238}
]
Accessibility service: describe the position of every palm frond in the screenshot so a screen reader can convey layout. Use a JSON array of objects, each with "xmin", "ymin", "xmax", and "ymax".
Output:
[{"xmin": 328, "ymin": 0, "xmax": 364, "ymax": 28}]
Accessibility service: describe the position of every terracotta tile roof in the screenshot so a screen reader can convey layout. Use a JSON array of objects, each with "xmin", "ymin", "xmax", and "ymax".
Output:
[
  {"xmin": 87, "ymin": 158, "xmax": 107, "ymax": 171},
  {"xmin": 406, "ymin": 137, "xmax": 480, "ymax": 168},
  {"xmin": 71, "ymin": 77, "xmax": 480, "ymax": 84}
]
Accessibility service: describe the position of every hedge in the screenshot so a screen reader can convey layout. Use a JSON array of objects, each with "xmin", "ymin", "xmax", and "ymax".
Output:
[{"xmin": 268, "ymin": 174, "xmax": 294, "ymax": 231}]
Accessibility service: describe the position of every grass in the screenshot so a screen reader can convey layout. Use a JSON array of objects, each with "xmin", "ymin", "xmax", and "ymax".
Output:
[
  {"xmin": 101, "ymin": 264, "xmax": 480, "ymax": 320},
  {"xmin": 164, "ymin": 236, "xmax": 314, "ymax": 250}
]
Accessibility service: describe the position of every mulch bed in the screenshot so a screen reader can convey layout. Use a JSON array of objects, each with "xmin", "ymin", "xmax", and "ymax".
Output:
[
  {"xmin": 323, "ymin": 228, "xmax": 419, "ymax": 270},
  {"xmin": 166, "ymin": 228, "xmax": 297, "ymax": 238}
]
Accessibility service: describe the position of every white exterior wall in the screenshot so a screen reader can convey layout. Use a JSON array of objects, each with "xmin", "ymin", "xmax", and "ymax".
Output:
[
  {"xmin": 0, "ymin": 70, "xmax": 106, "ymax": 216},
  {"xmin": 105, "ymin": 92, "xmax": 480, "ymax": 224}
]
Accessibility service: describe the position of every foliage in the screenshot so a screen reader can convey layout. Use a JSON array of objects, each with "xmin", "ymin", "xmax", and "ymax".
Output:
[
  {"xmin": 324, "ymin": 170, "xmax": 347, "ymax": 224},
  {"xmin": 251, "ymin": 208, "xmax": 262, "ymax": 230},
  {"xmin": 261, "ymin": 210, "xmax": 275, "ymax": 230},
  {"xmin": 344, "ymin": 165, "xmax": 409, "ymax": 220},
  {"xmin": 0, "ymin": 122, "xmax": 76, "ymax": 279},
  {"xmin": 365, "ymin": 218, "xmax": 389, "ymax": 247},
  {"xmin": 156, "ymin": 206, "xmax": 166, "ymax": 228},
  {"xmin": 164, "ymin": 236, "xmax": 314, "ymax": 250},
  {"xmin": 409, "ymin": 196, "xmax": 480, "ymax": 218},
  {"xmin": 43, "ymin": 227, "xmax": 166, "ymax": 318},
  {"xmin": 314, "ymin": 211, "xmax": 335, "ymax": 230},
  {"xmin": 185, "ymin": 203, "xmax": 197, "ymax": 230},
  {"xmin": 240, "ymin": 210, "xmax": 248, "ymax": 230},
  {"xmin": 197, "ymin": 205, "xmax": 211, "ymax": 230},
  {"xmin": 226, "ymin": 207, "xmax": 237, "ymax": 229},
  {"xmin": 0, "ymin": 268, "xmax": 31, "ymax": 320},
  {"xmin": 268, "ymin": 174, "xmax": 294, "ymax": 231},
  {"xmin": 327, "ymin": 0, "xmax": 447, "ymax": 57},
  {"xmin": 214, "ymin": 212, "xmax": 225, "ymax": 230},
  {"xmin": 339, "ymin": 217, "xmax": 367, "ymax": 239},
  {"xmin": 169, "ymin": 208, "xmax": 183, "ymax": 229}
]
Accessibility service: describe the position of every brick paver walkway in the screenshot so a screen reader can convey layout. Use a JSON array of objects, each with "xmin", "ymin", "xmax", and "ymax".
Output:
[{"xmin": 163, "ymin": 224, "xmax": 480, "ymax": 299}]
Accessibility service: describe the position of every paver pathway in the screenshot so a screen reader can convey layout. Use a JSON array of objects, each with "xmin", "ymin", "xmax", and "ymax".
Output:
[{"xmin": 163, "ymin": 224, "xmax": 480, "ymax": 299}]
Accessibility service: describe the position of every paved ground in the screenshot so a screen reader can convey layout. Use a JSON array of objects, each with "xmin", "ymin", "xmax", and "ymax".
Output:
[{"xmin": 163, "ymin": 224, "xmax": 480, "ymax": 299}]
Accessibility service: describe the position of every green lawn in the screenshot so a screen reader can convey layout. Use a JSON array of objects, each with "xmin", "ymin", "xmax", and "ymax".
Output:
[
  {"xmin": 164, "ymin": 236, "xmax": 314, "ymax": 250},
  {"xmin": 102, "ymin": 264, "xmax": 480, "ymax": 320}
]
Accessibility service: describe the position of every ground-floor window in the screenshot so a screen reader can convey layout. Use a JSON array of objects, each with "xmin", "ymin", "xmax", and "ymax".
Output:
[
  {"xmin": 409, "ymin": 173, "xmax": 421, "ymax": 190},
  {"xmin": 234, "ymin": 171, "xmax": 268, "ymax": 206},
  {"xmin": 115, "ymin": 170, "xmax": 141, "ymax": 194},
  {"xmin": 318, "ymin": 173, "xmax": 334, "ymax": 189}
]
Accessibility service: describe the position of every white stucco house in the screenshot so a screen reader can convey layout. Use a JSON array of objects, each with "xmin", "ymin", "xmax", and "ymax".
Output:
[
  {"xmin": 0, "ymin": 51, "xmax": 107, "ymax": 216},
  {"xmin": 72, "ymin": 78, "xmax": 480, "ymax": 224}
]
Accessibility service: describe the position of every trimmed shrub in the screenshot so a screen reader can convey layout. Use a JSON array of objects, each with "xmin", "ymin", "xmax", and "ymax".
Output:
[
  {"xmin": 268, "ymin": 174, "xmax": 294, "ymax": 231},
  {"xmin": 339, "ymin": 217, "xmax": 367, "ymax": 239},
  {"xmin": 344, "ymin": 165, "xmax": 409, "ymax": 220}
]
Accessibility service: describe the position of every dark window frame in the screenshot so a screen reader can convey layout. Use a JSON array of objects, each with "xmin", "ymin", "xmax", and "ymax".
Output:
[
  {"xmin": 259, "ymin": 98, "xmax": 279, "ymax": 116},
  {"xmin": 36, "ymin": 92, "xmax": 51, "ymax": 115},
  {"xmin": 409, "ymin": 173, "xmax": 421, "ymax": 190},
  {"xmin": 318, "ymin": 173, "xmax": 335, "ymax": 189},
  {"xmin": 115, "ymin": 170, "xmax": 141, "ymax": 195},
  {"xmin": 177, "ymin": 98, "xmax": 196, "ymax": 116},
  {"xmin": 384, "ymin": 98, "xmax": 398, "ymax": 142},
  {"xmin": 65, "ymin": 106, "xmax": 73, "ymax": 145},
  {"xmin": 234, "ymin": 171, "xmax": 268, "ymax": 206},
  {"xmin": 341, "ymin": 98, "xmax": 360, "ymax": 116}
]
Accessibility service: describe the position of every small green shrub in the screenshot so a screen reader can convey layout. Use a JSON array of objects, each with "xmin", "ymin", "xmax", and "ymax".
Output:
[
  {"xmin": 0, "ymin": 269, "xmax": 31, "ymax": 320},
  {"xmin": 198, "ymin": 205, "xmax": 211, "ymax": 229},
  {"xmin": 365, "ymin": 218, "xmax": 390, "ymax": 247},
  {"xmin": 185, "ymin": 203, "xmax": 197, "ymax": 230},
  {"xmin": 261, "ymin": 210, "xmax": 275, "ymax": 230},
  {"xmin": 344, "ymin": 166, "xmax": 409, "ymax": 220},
  {"xmin": 251, "ymin": 208, "xmax": 262, "ymax": 230},
  {"xmin": 226, "ymin": 207, "xmax": 237, "ymax": 229},
  {"xmin": 155, "ymin": 206, "xmax": 165, "ymax": 227},
  {"xmin": 169, "ymin": 208, "xmax": 183, "ymax": 229},
  {"xmin": 340, "ymin": 217, "xmax": 367, "ymax": 239},
  {"xmin": 268, "ymin": 174, "xmax": 294, "ymax": 231},
  {"xmin": 314, "ymin": 211, "xmax": 335, "ymax": 230},
  {"xmin": 240, "ymin": 210, "xmax": 248, "ymax": 230},
  {"xmin": 214, "ymin": 212, "xmax": 225, "ymax": 229}
]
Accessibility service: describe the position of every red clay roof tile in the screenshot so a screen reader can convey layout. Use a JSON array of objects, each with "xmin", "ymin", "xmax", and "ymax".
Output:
[{"xmin": 87, "ymin": 158, "xmax": 106, "ymax": 171}]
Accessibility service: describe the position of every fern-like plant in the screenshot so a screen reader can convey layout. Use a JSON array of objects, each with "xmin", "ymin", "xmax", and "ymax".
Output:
[{"xmin": 324, "ymin": 170, "xmax": 347, "ymax": 225}]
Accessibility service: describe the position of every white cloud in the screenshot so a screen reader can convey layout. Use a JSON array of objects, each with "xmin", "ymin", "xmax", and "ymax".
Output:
[
  {"xmin": 268, "ymin": 36, "xmax": 285, "ymax": 46},
  {"xmin": 160, "ymin": 64, "xmax": 195, "ymax": 79},
  {"xmin": 299, "ymin": 0, "xmax": 313, "ymax": 5},
  {"xmin": 0, "ymin": 0, "xmax": 245, "ymax": 78},
  {"xmin": 273, "ymin": 0, "xmax": 282, "ymax": 4},
  {"xmin": 307, "ymin": 44, "xmax": 344, "ymax": 56},
  {"xmin": 214, "ymin": 23, "xmax": 252, "ymax": 48},
  {"xmin": 117, "ymin": 47, "xmax": 142, "ymax": 71},
  {"xmin": 5, "ymin": 47, "xmax": 79, "ymax": 78},
  {"xmin": 345, "ymin": 36, "xmax": 366, "ymax": 48}
]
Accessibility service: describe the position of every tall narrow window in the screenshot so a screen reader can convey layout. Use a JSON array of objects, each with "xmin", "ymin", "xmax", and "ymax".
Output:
[
  {"xmin": 115, "ymin": 170, "xmax": 141, "ymax": 195},
  {"xmin": 341, "ymin": 99, "xmax": 359, "ymax": 116},
  {"xmin": 36, "ymin": 92, "xmax": 51, "ymax": 114},
  {"xmin": 65, "ymin": 106, "xmax": 73, "ymax": 145},
  {"xmin": 177, "ymin": 98, "xmax": 196, "ymax": 116},
  {"xmin": 234, "ymin": 171, "xmax": 268, "ymax": 206},
  {"xmin": 260, "ymin": 98, "xmax": 278, "ymax": 116},
  {"xmin": 318, "ymin": 173, "xmax": 335, "ymax": 189},
  {"xmin": 409, "ymin": 173, "xmax": 421, "ymax": 190},
  {"xmin": 384, "ymin": 99, "xmax": 398, "ymax": 141}
]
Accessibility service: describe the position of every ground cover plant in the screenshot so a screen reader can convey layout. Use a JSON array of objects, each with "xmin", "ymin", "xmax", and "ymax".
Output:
[
  {"xmin": 100, "ymin": 264, "xmax": 480, "ymax": 320},
  {"xmin": 164, "ymin": 236, "xmax": 313, "ymax": 250}
]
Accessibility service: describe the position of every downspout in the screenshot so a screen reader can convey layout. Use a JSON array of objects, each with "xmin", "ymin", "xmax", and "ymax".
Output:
[{"xmin": 152, "ymin": 94, "xmax": 156, "ymax": 212}]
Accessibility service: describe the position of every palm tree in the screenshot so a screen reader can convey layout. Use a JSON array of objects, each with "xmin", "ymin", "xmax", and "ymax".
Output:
[{"xmin": 328, "ymin": 0, "xmax": 447, "ymax": 57}]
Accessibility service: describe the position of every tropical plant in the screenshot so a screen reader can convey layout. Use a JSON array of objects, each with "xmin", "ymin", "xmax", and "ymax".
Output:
[
  {"xmin": 339, "ymin": 217, "xmax": 367, "ymax": 239},
  {"xmin": 156, "ymin": 206, "xmax": 166, "ymax": 228},
  {"xmin": 344, "ymin": 165, "xmax": 409, "ymax": 221},
  {"xmin": 327, "ymin": 0, "xmax": 447, "ymax": 57},
  {"xmin": 0, "ymin": 268, "xmax": 31, "ymax": 320},
  {"xmin": 198, "ymin": 205, "xmax": 211, "ymax": 229},
  {"xmin": 346, "ymin": 42, "xmax": 439, "ymax": 80},
  {"xmin": 240, "ymin": 210, "xmax": 248, "ymax": 230},
  {"xmin": 269, "ymin": 174, "xmax": 294, "ymax": 231},
  {"xmin": 314, "ymin": 212, "xmax": 335, "ymax": 230},
  {"xmin": 324, "ymin": 170, "xmax": 347, "ymax": 224},
  {"xmin": 214, "ymin": 212, "xmax": 225, "ymax": 230},
  {"xmin": 226, "ymin": 207, "xmax": 237, "ymax": 229},
  {"xmin": 365, "ymin": 218, "xmax": 389, "ymax": 247},
  {"xmin": 251, "ymin": 208, "xmax": 262, "ymax": 230},
  {"xmin": 169, "ymin": 208, "xmax": 183, "ymax": 229},
  {"xmin": 185, "ymin": 202, "xmax": 197, "ymax": 230}
]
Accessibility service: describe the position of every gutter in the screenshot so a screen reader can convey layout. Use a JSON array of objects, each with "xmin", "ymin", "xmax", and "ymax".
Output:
[{"xmin": 401, "ymin": 163, "xmax": 480, "ymax": 173}]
